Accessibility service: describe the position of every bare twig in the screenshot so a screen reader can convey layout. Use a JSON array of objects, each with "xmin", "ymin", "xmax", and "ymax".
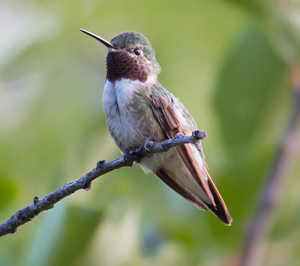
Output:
[
  {"xmin": 239, "ymin": 85, "xmax": 300, "ymax": 265},
  {"xmin": 0, "ymin": 130, "xmax": 206, "ymax": 238}
]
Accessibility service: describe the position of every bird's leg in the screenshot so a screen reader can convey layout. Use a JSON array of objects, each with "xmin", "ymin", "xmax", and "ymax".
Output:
[{"xmin": 124, "ymin": 145, "xmax": 141, "ymax": 164}]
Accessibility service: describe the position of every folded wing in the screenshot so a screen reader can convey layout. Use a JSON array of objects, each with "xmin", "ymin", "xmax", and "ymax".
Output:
[{"xmin": 148, "ymin": 85, "xmax": 232, "ymax": 226}]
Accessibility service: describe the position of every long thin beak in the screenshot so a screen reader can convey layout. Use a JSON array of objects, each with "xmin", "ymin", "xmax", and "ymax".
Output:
[{"xmin": 79, "ymin": 29, "xmax": 116, "ymax": 49}]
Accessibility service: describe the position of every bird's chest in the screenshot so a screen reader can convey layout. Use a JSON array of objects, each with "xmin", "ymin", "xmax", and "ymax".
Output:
[{"xmin": 102, "ymin": 79, "xmax": 162, "ymax": 152}]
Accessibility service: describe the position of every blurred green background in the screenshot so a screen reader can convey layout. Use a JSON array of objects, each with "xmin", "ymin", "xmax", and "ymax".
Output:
[{"xmin": 1, "ymin": 0, "xmax": 300, "ymax": 265}]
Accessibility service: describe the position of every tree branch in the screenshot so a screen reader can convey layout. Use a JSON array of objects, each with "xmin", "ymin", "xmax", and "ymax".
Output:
[
  {"xmin": 0, "ymin": 130, "xmax": 206, "ymax": 238},
  {"xmin": 239, "ymin": 81, "xmax": 300, "ymax": 265}
]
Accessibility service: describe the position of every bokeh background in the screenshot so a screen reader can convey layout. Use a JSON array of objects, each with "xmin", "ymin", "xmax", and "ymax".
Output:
[{"xmin": 1, "ymin": 0, "xmax": 300, "ymax": 265}]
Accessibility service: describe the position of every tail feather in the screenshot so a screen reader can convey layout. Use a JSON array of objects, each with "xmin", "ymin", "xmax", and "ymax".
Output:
[
  {"xmin": 156, "ymin": 166, "xmax": 232, "ymax": 226},
  {"xmin": 202, "ymin": 166, "xmax": 232, "ymax": 226}
]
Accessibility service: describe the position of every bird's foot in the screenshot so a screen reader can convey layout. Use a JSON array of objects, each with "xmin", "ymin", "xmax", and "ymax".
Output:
[
  {"xmin": 142, "ymin": 139, "xmax": 155, "ymax": 158},
  {"xmin": 124, "ymin": 146, "xmax": 140, "ymax": 164},
  {"xmin": 124, "ymin": 140, "xmax": 155, "ymax": 164}
]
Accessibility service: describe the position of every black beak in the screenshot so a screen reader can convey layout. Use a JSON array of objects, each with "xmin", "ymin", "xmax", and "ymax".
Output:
[{"xmin": 79, "ymin": 29, "xmax": 116, "ymax": 49}]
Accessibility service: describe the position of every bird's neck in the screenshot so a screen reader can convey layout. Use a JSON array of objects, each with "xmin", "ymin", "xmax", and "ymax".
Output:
[{"xmin": 107, "ymin": 74, "xmax": 158, "ymax": 86}]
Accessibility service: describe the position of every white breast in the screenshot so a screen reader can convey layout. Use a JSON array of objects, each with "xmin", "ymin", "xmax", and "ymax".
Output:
[
  {"xmin": 102, "ymin": 78, "xmax": 141, "ymax": 117},
  {"xmin": 102, "ymin": 78, "xmax": 151, "ymax": 151}
]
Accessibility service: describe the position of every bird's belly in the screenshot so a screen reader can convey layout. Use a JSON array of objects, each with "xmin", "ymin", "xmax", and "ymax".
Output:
[
  {"xmin": 104, "ymin": 96, "xmax": 165, "ymax": 153},
  {"xmin": 107, "ymin": 111, "xmax": 159, "ymax": 151}
]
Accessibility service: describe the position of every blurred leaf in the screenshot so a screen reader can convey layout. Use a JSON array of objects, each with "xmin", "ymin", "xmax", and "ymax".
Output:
[
  {"xmin": 0, "ymin": 174, "xmax": 17, "ymax": 208},
  {"xmin": 214, "ymin": 25, "xmax": 286, "ymax": 151},
  {"xmin": 47, "ymin": 206, "xmax": 103, "ymax": 266},
  {"xmin": 209, "ymin": 24, "xmax": 290, "ymax": 246},
  {"xmin": 223, "ymin": 0, "xmax": 268, "ymax": 16},
  {"xmin": 24, "ymin": 202, "xmax": 66, "ymax": 266},
  {"xmin": 24, "ymin": 203, "xmax": 103, "ymax": 266},
  {"xmin": 0, "ymin": 253, "xmax": 13, "ymax": 266}
]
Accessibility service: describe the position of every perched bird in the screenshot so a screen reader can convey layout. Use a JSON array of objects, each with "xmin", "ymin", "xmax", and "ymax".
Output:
[{"xmin": 80, "ymin": 29, "xmax": 232, "ymax": 225}]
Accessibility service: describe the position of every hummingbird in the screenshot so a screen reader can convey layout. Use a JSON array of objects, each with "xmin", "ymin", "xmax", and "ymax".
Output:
[{"xmin": 80, "ymin": 29, "xmax": 232, "ymax": 226}]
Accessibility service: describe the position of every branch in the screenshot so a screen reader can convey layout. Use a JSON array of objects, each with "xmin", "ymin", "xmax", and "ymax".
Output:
[
  {"xmin": 0, "ymin": 130, "xmax": 206, "ymax": 238},
  {"xmin": 239, "ymin": 81, "xmax": 300, "ymax": 265}
]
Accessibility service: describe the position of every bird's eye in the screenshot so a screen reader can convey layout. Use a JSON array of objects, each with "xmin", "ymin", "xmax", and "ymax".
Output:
[{"xmin": 134, "ymin": 48, "xmax": 141, "ymax": 55}]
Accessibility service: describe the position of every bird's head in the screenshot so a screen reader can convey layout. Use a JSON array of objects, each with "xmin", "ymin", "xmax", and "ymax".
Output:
[{"xmin": 80, "ymin": 29, "xmax": 161, "ymax": 83}]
